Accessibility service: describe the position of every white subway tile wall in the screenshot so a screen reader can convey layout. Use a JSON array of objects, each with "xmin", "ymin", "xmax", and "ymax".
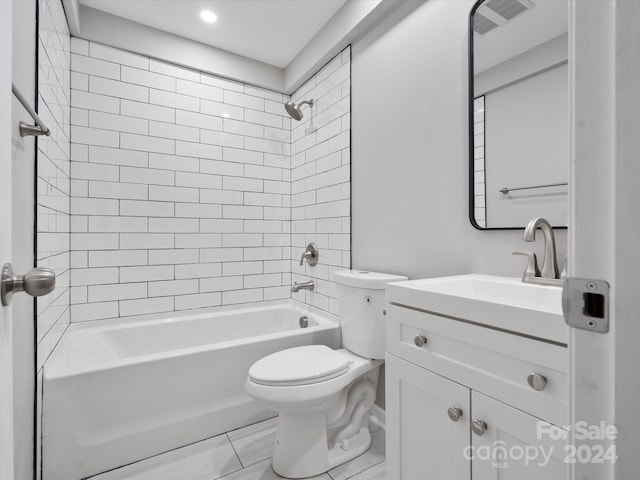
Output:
[
  {"xmin": 291, "ymin": 47, "xmax": 351, "ymax": 315},
  {"xmin": 473, "ymin": 95, "xmax": 486, "ymax": 228},
  {"xmin": 69, "ymin": 40, "xmax": 350, "ymax": 319},
  {"xmin": 37, "ymin": 2, "xmax": 71, "ymax": 478},
  {"xmin": 37, "ymin": 0, "xmax": 71, "ymax": 370}
]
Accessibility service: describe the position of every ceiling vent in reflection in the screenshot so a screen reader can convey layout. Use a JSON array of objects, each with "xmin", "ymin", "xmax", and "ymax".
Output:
[{"xmin": 473, "ymin": 0, "xmax": 535, "ymax": 35}]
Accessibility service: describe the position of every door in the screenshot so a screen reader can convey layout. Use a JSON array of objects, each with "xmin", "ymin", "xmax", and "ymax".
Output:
[
  {"xmin": 471, "ymin": 391, "xmax": 568, "ymax": 480},
  {"xmin": 0, "ymin": 2, "xmax": 15, "ymax": 479},
  {"xmin": 570, "ymin": 1, "xmax": 640, "ymax": 478},
  {"xmin": 386, "ymin": 354, "xmax": 471, "ymax": 480}
]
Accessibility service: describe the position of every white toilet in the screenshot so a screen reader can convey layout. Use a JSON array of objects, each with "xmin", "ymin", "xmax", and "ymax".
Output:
[{"xmin": 245, "ymin": 270, "xmax": 407, "ymax": 479}]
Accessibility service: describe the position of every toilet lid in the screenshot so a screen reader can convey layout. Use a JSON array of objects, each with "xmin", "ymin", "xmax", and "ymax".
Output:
[{"xmin": 249, "ymin": 345, "xmax": 351, "ymax": 386}]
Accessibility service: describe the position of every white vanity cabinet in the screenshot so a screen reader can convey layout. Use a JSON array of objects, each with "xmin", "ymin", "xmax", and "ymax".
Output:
[
  {"xmin": 471, "ymin": 391, "xmax": 568, "ymax": 479},
  {"xmin": 386, "ymin": 355, "xmax": 470, "ymax": 479},
  {"xmin": 385, "ymin": 303, "xmax": 569, "ymax": 480}
]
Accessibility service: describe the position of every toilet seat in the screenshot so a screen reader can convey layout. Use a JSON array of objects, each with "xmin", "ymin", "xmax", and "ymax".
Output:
[{"xmin": 249, "ymin": 345, "xmax": 351, "ymax": 386}]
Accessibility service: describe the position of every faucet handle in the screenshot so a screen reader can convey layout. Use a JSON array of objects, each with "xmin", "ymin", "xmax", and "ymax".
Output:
[
  {"xmin": 299, "ymin": 242, "xmax": 319, "ymax": 267},
  {"xmin": 513, "ymin": 251, "xmax": 541, "ymax": 279}
]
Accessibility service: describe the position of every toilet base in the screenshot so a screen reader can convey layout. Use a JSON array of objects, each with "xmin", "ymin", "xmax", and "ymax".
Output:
[
  {"xmin": 271, "ymin": 377, "xmax": 376, "ymax": 479},
  {"xmin": 272, "ymin": 412, "xmax": 372, "ymax": 479}
]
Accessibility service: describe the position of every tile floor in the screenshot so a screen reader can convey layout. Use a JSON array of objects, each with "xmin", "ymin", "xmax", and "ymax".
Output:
[{"xmin": 88, "ymin": 417, "xmax": 385, "ymax": 480}]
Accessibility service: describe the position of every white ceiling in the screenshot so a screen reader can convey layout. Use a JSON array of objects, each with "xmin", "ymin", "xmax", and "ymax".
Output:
[
  {"xmin": 474, "ymin": 0, "xmax": 568, "ymax": 73},
  {"xmin": 79, "ymin": 0, "xmax": 348, "ymax": 68}
]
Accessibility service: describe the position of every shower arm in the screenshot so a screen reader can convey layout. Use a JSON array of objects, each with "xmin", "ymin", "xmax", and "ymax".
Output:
[{"xmin": 297, "ymin": 99, "xmax": 314, "ymax": 108}]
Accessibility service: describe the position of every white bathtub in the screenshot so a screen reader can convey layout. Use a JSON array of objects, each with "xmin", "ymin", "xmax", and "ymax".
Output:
[{"xmin": 42, "ymin": 301, "xmax": 341, "ymax": 480}]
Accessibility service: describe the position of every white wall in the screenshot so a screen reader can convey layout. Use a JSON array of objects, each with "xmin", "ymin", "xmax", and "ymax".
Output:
[
  {"xmin": 484, "ymin": 63, "xmax": 568, "ymax": 227},
  {"xmin": 351, "ymin": 0, "xmax": 567, "ymax": 280},
  {"xmin": 475, "ymin": 33, "xmax": 569, "ymax": 228}
]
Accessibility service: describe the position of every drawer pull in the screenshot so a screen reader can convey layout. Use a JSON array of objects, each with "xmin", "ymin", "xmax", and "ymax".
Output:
[
  {"xmin": 471, "ymin": 420, "xmax": 487, "ymax": 436},
  {"xmin": 413, "ymin": 335, "xmax": 428, "ymax": 347},
  {"xmin": 447, "ymin": 407, "xmax": 462, "ymax": 422},
  {"xmin": 527, "ymin": 373, "xmax": 548, "ymax": 391}
]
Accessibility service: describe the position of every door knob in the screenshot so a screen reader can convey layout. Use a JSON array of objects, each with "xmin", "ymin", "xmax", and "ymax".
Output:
[{"xmin": 1, "ymin": 263, "xmax": 56, "ymax": 306}]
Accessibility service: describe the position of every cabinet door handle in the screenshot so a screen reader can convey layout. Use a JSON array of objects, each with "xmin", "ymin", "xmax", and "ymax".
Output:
[
  {"xmin": 447, "ymin": 407, "xmax": 462, "ymax": 422},
  {"xmin": 471, "ymin": 419, "xmax": 487, "ymax": 436},
  {"xmin": 413, "ymin": 335, "xmax": 428, "ymax": 347},
  {"xmin": 527, "ymin": 373, "xmax": 547, "ymax": 391}
]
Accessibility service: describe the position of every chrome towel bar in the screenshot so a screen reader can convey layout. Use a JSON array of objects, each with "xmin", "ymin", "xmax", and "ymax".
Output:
[
  {"xmin": 12, "ymin": 83, "xmax": 50, "ymax": 137},
  {"xmin": 499, "ymin": 182, "xmax": 568, "ymax": 195}
]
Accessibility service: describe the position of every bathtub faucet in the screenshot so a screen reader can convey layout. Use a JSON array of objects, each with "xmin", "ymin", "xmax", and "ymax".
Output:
[
  {"xmin": 292, "ymin": 280, "xmax": 314, "ymax": 293},
  {"xmin": 299, "ymin": 243, "xmax": 319, "ymax": 266}
]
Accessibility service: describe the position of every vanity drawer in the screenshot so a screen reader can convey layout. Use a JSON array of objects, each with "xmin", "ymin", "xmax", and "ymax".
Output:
[{"xmin": 386, "ymin": 304, "xmax": 568, "ymax": 427}]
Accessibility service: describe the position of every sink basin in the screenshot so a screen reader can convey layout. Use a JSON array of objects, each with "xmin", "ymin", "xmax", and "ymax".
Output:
[{"xmin": 386, "ymin": 274, "xmax": 567, "ymax": 344}]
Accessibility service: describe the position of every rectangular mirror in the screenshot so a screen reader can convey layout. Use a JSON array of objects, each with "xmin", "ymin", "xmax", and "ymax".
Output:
[{"xmin": 469, "ymin": 0, "xmax": 568, "ymax": 229}]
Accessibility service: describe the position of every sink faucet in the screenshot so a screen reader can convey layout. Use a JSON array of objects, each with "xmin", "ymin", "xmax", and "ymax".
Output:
[
  {"xmin": 514, "ymin": 217, "xmax": 563, "ymax": 286},
  {"xmin": 292, "ymin": 280, "xmax": 314, "ymax": 293},
  {"xmin": 523, "ymin": 217, "xmax": 559, "ymax": 279}
]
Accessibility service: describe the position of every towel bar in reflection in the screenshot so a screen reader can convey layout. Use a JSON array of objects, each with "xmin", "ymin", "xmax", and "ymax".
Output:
[{"xmin": 499, "ymin": 182, "xmax": 568, "ymax": 195}]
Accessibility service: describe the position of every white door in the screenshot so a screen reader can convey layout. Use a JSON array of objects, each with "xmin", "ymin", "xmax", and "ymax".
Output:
[
  {"xmin": 386, "ymin": 354, "xmax": 471, "ymax": 480},
  {"xmin": 471, "ymin": 391, "xmax": 568, "ymax": 480},
  {"xmin": 0, "ymin": 2, "xmax": 15, "ymax": 479},
  {"xmin": 569, "ymin": 0, "xmax": 640, "ymax": 478}
]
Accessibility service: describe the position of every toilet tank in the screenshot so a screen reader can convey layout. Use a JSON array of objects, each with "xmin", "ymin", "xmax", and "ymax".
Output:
[{"xmin": 333, "ymin": 270, "xmax": 408, "ymax": 359}]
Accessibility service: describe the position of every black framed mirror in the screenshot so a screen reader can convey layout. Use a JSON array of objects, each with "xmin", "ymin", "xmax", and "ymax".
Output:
[{"xmin": 469, "ymin": 0, "xmax": 569, "ymax": 230}]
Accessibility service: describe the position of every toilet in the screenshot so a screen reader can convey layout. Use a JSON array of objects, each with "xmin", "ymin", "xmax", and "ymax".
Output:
[{"xmin": 245, "ymin": 270, "xmax": 407, "ymax": 479}]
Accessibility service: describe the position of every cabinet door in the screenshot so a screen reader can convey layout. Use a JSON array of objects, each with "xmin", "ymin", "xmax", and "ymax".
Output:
[
  {"xmin": 386, "ymin": 354, "xmax": 471, "ymax": 480},
  {"xmin": 471, "ymin": 391, "xmax": 568, "ymax": 480}
]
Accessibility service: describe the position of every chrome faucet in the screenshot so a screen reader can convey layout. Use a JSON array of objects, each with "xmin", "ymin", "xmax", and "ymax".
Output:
[
  {"xmin": 523, "ymin": 217, "xmax": 559, "ymax": 279},
  {"xmin": 299, "ymin": 243, "xmax": 319, "ymax": 266},
  {"xmin": 292, "ymin": 280, "xmax": 314, "ymax": 293},
  {"xmin": 514, "ymin": 217, "xmax": 563, "ymax": 286}
]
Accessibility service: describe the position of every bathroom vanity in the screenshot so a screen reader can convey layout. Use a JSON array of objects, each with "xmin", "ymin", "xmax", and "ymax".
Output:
[{"xmin": 385, "ymin": 275, "xmax": 569, "ymax": 479}]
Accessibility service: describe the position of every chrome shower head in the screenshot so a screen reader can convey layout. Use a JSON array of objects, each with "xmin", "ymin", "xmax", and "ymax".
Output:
[{"xmin": 284, "ymin": 99, "xmax": 314, "ymax": 121}]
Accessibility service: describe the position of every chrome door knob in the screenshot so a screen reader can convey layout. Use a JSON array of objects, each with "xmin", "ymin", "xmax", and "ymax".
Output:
[
  {"xmin": 472, "ymin": 420, "xmax": 487, "ymax": 436},
  {"xmin": 1, "ymin": 263, "xmax": 56, "ymax": 306},
  {"xmin": 527, "ymin": 373, "xmax": 548, "ymax": 391},
  {"xmin": 413, "ymin": 335, "xmax": 428, "ymax": 347},
  {"xmin": 447, "ymin": 407, "xmax": 463, "ymax": 422}
]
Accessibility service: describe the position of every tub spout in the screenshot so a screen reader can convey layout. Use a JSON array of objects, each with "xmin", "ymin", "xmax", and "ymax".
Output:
[{"xmin": 291, "ymin": 280, "xmax": 314, "ymax": 293}]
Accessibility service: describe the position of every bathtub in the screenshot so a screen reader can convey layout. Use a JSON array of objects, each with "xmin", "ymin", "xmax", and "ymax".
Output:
[{"xmin": 42, "ymin": 300, "xmax": 341, "ymax": 480}]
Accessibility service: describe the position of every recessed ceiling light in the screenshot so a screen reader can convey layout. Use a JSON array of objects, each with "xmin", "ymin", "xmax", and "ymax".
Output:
[{"xmin": 200, "ymin": 10, "xmax": 217, "ymax": 23}]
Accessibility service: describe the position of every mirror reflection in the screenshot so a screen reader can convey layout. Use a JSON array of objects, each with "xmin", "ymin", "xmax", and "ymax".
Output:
[{"xmin": 470, "ymin": 0, "xmax": 569, "ymax": 229}]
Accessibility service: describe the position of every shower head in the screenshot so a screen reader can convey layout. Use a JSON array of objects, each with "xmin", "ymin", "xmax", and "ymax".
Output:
[{"xmin": 284, "ymin": 99, "xmax": 314, "ymax": 121}]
